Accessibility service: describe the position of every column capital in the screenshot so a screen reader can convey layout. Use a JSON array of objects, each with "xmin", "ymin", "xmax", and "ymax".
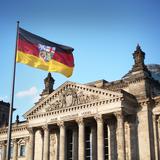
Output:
[
  {"xmin": 42, "ymin": 124, "xmax": 49, "ymax": 131},
  {"xmin": 76, "ymin": 117, "xmax": 84, "ymax": 125},
  {"xmin": 126, "ymin": 115, "xmax": 137, "ymax": 125},
  {"xmin": 24, "ymin": 136, "xmax": 29, "ymax": 142},
  {"xmin": 57, "ymin": 120, "xmax": 64, "ymax": 127},
  {"xmin": 0, "ymin": 140, "xmax": 6, "ymax": 146},
  {"xmin": 94, "ymin": 114, "xmax": 103, "ymax": 123},
  {"xmin": 114, "ymin": 111, "xmax": 124, "ymax": 119}
]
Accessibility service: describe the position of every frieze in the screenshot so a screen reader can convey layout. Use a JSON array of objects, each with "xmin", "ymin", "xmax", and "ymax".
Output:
[
  {"xmin": 81, "ymin": 111, "xmax": 92, "ymax": 116},
  {"xmin": 45, "ymin": 88, "xmax": 99, "ymax": 112},
  {"xmin": 50, "ymin": 118, "xmax": 58, "ymax": 122},
  {"xmin": 60, "ymin": 114, "xmax": 78, "ymax": 120}
]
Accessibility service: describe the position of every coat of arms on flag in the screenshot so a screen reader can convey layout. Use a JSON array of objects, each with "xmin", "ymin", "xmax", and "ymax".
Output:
[{"xmin": 38, "ymin": 44, "xmax": 55, "ymax": 62}]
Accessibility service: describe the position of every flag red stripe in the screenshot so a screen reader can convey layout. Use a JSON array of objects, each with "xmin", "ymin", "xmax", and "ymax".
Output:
[
  {"xmin": 53, "ymin": 52, "xmax": 74, "ymax": 67},
  {"xmin": 17, "ymin": 38, "xmax": 39, "ymax": 57},
  {"xmin": 17, "ymin": 38, "xmax": 74, "ymax": 67}
]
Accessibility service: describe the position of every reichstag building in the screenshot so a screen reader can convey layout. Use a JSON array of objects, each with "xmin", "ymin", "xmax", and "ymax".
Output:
[{"xmin": 0, "ymin": 45, "xmax": 160, "ymax": 160}]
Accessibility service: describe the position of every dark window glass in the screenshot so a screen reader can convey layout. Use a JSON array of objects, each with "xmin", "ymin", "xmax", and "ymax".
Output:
[
  {"xmin": 67, "ymin": 129, "xmax": 73, "ymax": 160},
  {"xmin": 20, "ymin": 145, "xmax": 25, "ymax": 156},
  {"xmin": 10, "ymin": 146, "xmax": 13, "ymax": 158},
  {"xmin": 85, "ymin": 126, "xmax": 92, "ymax": 160},
  {"xmin": 104, "ymin": 123, "xmax": 109, "ymax": 160}
]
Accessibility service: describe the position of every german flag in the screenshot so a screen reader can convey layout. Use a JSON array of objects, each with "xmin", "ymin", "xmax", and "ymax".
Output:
[{"xmin": 16, "ymin": 27, "xmax": 74, "ymax": 77}]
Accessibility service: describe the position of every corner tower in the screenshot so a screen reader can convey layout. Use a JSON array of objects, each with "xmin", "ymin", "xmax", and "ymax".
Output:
[
  {"xmin": 41, "ymin": 73, "xmax": 55, "ymax": 98},
  {"xmin": 122, "ymin": 45, "xmax": 153, "ymax": 99},
  {"xmin": 0, "ymin": 101, "xmax": 10, "ymax": 127}
]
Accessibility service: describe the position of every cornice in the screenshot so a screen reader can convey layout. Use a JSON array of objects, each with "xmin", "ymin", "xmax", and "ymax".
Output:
[
  {"xmin": 138, "ymin": 98, "xmax": 154, "ymax": 106},
  {"xmin": 105, "ymin": 75, "xmax": 157, "ymax": 92},
  {"xmin": 0, "ymin": 123, "xmax": 28, "ymax": 135},
  {"xmin": 27, "ymin": 96, "xmax": 124, "ymax": 120}
]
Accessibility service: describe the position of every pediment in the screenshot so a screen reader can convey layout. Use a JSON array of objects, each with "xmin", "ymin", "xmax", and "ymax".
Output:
[{"xmin": 24, "ymin": 81, "xmax": 122, "ymax": 118}]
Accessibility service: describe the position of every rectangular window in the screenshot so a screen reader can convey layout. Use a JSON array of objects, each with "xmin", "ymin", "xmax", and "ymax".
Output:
[
  {"xmin": 20, "ymin": 145, "xmax": 25, "ymax": 157},
  {"xmin": 10, "ymin": 146, "xmax": 13, "ymax": 158}
]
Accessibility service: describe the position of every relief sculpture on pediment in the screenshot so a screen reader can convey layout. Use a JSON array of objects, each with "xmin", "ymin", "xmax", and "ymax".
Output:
[{"xmin": 45, "ymin": 88, "xmax": 99, "ymax": 112}]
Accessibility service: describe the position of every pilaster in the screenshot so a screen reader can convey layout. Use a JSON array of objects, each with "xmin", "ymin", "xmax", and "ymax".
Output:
[
  {"xmin": 24, "ymin": 137, "xmax": 29, "ymax": 160},
  {"xmin": 27, "ymin": 127, "xmax": 35, "ymax": 160},
  {"xmin": 126, "ymin": 116, "xmax": 139, "ymax": 160},
  {"xmin": 153, "ymin": 115, "xmax": 160, "ymax": 160},
  {"xmin": 0, "ymin": 141, "xmax": 6, "ymax": 160},
  {"xmin": 13, "ymin": 139, "xmax": 18, "ymax": 160}
]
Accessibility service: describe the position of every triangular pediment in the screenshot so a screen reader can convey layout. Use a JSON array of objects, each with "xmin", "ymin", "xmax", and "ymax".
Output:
[{"xmin": 24, "ymin": 81, "xmax": 122, "ymax": 118}]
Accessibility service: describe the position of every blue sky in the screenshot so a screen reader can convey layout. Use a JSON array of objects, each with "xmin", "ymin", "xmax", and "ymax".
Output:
[{"xmin": 0, "ymin": 0, "xmax": 160, "ymax": 121}]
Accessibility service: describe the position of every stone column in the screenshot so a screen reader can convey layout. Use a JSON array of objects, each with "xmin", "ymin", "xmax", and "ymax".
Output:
[
  {"xmin": 114, "ymin": 111, "xmax": 126, "ymax": 160},
  {"xmin": 108, "ymin": 120, "xmax": 117, "ymax": 160},
  {"xmin": 58, "ymin": 121, "xmax": 65, "ymax": 160},
  {"xmin": 27, "ymin": 127, "xmax": 35, "ymax": 160},
  {"xmin": 76, "ymin": 117, "xmax": 85, "ymax": 160},
  {"xmin": 153, "ymin": 115, "xmax": 159, "ymax": 160},
  {"xmin": 1, "ymin": 141, "xmax": 6, "ymax": 160},
  {"xmin": 43, "ymin": 124, "xmax": 49, "ymax": 160},
  {"xmin": 95, "ymin": 114, "xmax": 104, "ymax": 160},
  {"xmin": 13, "ymin": 139, "xmax": 18, "ymax": 160}
]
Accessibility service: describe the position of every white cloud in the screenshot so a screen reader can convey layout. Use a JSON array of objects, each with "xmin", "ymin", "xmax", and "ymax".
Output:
[
  {"xmin": 33, "ymin": 95, "xmax": 41, "ymax": 103},
  {"xmin": 16, "ymin": 86, "xmax": 38, "ymax": 98},
  {"xmin": 0, "ymin": 95, "xmax": 9, "ymax": 101}
]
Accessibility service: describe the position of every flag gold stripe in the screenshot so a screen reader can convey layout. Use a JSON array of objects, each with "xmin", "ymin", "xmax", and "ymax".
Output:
[{"xmin": 16, "ymin": 51, "xmax": 73, "ymax": 77}]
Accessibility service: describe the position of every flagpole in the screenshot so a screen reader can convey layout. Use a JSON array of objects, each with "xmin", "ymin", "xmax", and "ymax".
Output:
[{"xmin": 6, "ymin": 21, "xmax": 19, "ymax": 160}]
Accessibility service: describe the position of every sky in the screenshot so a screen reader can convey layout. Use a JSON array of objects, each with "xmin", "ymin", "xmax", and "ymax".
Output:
[{"xmin": 0, "ymin": 0, "xmax": 160, "ymax": 121}]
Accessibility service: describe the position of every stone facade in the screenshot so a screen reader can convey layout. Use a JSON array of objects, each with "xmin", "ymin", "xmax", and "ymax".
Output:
[
  {"xmin": 0, "ymin": 45, "xmax": 160, "ymax": 160},
  {"xmin": 0, "ymin": 101, "xmax": 10, "ymax": 128}
]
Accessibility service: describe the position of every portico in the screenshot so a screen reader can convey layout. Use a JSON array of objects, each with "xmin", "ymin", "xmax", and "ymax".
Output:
[{"xmin": 24, "ymin": 84, "xmax": 137, "ymax": 160}]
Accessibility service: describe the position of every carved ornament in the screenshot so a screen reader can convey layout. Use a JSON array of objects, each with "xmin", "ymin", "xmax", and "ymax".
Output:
[{"xmin": 46, "ymin": 88, "xmax": 99, "ymax": 111}]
